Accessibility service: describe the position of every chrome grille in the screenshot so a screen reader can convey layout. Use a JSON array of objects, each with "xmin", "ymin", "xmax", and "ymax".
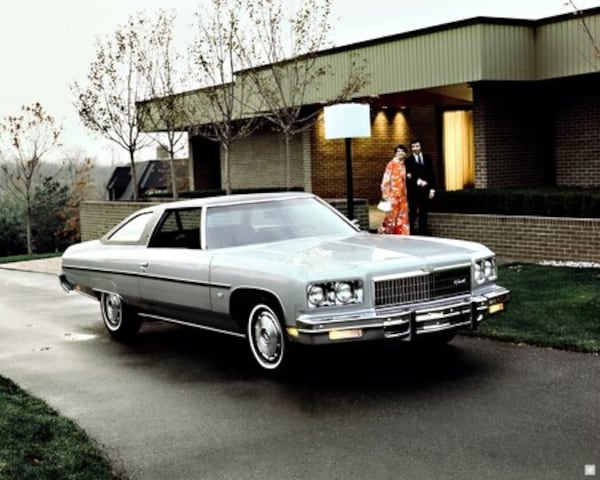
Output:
[{"xmin": 374, "ymin": 267, "xmax": 471, "ymax": 307}]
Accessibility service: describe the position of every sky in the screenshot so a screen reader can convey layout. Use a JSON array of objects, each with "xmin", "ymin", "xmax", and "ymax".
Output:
[{"xmin": 1, "ymin": 0, "xmax": 598, "ymax": 165}]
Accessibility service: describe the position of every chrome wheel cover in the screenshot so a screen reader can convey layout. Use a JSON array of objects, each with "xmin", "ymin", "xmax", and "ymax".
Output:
[
  {"xmin": 248, "ymin": 304, "xmax": 284, "ymax": 370},
  {"xmin": 101, "ymin": 293, "xmax": 122, "ymax": 331}
]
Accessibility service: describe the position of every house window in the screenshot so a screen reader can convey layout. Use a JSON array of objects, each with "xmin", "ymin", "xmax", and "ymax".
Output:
[{"xmin": 443, "ymin": 110, "xmax": 474, "ymax": 191}]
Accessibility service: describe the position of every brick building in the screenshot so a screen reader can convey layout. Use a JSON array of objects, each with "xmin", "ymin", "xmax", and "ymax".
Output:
[{"xmin": 139, "ymin": 8, "xmax": 600, "ymax": 203}]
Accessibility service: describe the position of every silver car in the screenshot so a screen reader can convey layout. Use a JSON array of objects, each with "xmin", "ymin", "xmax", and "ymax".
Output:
[{"xmin": 59, "ymin": 192, "xmax": 510, "ymax": 372}]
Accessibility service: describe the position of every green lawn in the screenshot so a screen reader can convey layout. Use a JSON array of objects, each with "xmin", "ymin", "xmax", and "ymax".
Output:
[
  {"xmin": 0, "ymin": 377, "xmax": 120, "ymax": 480},
  {"xmin": 470, "ymin": 263, "xmax": 600, "ymax": 352}
]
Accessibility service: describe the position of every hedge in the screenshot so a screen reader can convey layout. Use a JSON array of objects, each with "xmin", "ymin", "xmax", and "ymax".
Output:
[{"xmin": 430, "ymin": 187, "xmax": 600, "ymax": 218}]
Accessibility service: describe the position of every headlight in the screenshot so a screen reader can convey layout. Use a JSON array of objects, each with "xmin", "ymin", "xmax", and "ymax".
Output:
[
  {"xmin": 307, "ymin": 285, "xmax": 325, "ymax": 306},
  {"xmin": 474, "ymin": 257, "xmax": 497, "ymax": 284},
  {"xmin": 474, "ymin": 262, "xmax": 485, "ymax": 284},
  {"xmin": 335, "ymin": 282, "xmax": 353, "ymax": 303},
  {"xmin": 484, "ymin": 259, "xmax": 496, "ymax": 279},
  {"xmin": 307, "ymin": 280, "xmax": 363, "ymax": 308}
]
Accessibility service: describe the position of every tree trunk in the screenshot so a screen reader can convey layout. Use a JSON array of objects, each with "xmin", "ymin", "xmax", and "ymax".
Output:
[
  {"xmin": 169, "ymin": 153, "xmax": 179, "ymax": 200},
  {"xmin": 223, "ymin": 144, "xmax": 232, "ymax": 194},
  {"xmin": 26, "ymin": 204, "xmax": 33, "ymax": 255},
  {"xmin": 284, "ymin": 133, "xmax": 291, "ymax": 190},
  {"xmin": 129, "ymin": 150, "xmax": 139, "ymax": 201}
]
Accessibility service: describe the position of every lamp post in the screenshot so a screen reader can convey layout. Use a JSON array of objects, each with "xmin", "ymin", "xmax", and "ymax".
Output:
[{"xmin": 324, "ymin": 103, "xmax": 371, "ymax": 221}]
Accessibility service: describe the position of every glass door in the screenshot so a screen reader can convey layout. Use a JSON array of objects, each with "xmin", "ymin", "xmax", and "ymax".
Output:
[{"xmin": 443, "ymin": 110, "xmax": 474, "ymax": 191}]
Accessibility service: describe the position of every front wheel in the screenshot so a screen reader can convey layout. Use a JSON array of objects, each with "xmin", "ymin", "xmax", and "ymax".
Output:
[
  {"xmin": 100, "ymin": 292, "xmax": 141, "ymax": 341},
  {"xmin": 247, "ymin": 302, "xmax": 287, "ymax": 372}
]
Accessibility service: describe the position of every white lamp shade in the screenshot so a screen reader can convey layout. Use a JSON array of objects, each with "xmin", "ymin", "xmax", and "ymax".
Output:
[{"xmin": 324, "ymin": 103, "xmax": 371, "ymax": 139}]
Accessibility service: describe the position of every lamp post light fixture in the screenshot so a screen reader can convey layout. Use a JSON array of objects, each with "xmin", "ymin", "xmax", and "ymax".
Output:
[{"xmin": 323, "ymin": 103, "xmax": 371, "ymax": 221}]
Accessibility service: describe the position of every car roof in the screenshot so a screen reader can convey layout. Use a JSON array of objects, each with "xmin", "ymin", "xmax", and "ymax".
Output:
[{"xmin": 138, "ymin": 191, "xmax": 317, "ymax": 214}]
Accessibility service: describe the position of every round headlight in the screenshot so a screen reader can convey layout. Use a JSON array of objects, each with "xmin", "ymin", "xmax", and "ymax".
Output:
[
  {"xmin": 308, "ymin": 285, "xmax": 325, "ymax": 306},
  {"xmin": 474, "ymin": 262, "xmax": 485, "ymax": 284},
  {"xmin": 484, "ymin": 259, "xmax": 494, "ymax": 279},
  {"xmin": 335, "ymin": 282, "xmax": 353, "ymax": 303}
]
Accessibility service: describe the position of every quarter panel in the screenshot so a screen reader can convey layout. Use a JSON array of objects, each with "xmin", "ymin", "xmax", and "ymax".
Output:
[{"xmin": 61, "ymin": 241, "xmax": 142, "ymax": 305}]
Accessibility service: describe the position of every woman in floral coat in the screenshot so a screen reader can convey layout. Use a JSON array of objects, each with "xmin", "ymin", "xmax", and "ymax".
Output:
[{"xmin": 378, "ymin": 144, "xmax": 410, "ymax": 235}]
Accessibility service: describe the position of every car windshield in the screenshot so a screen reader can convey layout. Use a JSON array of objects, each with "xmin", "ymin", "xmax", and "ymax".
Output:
[{"xmin": 204, "ymin": 197, "xmax": 357, "ymax": 248}]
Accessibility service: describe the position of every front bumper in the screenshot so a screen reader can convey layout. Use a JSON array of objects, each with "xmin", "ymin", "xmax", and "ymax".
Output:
[{"xmin": 290, "ymin": 285, "xmax": 510, "ymax": 345}]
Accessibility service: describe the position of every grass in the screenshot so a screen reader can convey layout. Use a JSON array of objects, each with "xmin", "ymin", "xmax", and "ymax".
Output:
[
  {"xmin": 469, "ymin": 263, "xmax": 600, "ymax": 353},
  {"xmin": 0, "ymin": 377, "xmax": 120, "ymax": 480}
]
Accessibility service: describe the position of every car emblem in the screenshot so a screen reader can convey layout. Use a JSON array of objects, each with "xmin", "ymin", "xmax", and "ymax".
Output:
[{"xmin": 453, "ymin": 278, "xmax": 467, "ymax": 286}]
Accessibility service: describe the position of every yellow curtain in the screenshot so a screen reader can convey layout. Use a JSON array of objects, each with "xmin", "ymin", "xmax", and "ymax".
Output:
[{"xmin": 443, "ymin": 110, "xmax": 474, "ymax": 191}]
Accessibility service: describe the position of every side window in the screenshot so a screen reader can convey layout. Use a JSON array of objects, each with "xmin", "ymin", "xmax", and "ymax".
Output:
[
  {"xmin": 107, "ymin": 212, "xmax": 153, "ymax": 243},
  {"xmin": 205, "ymin": 207, "xmax": 247, "ymax": 249},
  {"xmin": 149, "ymin": 208, "xmax": 202, "ymax": 249}
]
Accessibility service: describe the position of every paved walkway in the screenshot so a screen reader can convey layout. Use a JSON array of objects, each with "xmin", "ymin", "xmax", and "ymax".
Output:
[{"xmin": 0, "ymin": 256, "xmax": 61, "ymax": 275}]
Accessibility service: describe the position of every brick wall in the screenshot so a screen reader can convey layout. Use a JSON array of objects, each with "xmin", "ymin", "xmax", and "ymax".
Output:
[
  {"xmin": 81, "ymin": 201, "xmax": 149, "ymax": 240},
  {"xmin": 228, "ymin": 129, "xmax": 306, "ymax": 190},
  {"xmin": 326, "ymin": 198, "xmax": 370, "ymax": 231},
  {"xmin": 311, "ymin": 107, "xmax": 437, "ymax": 203},
  {"xmin": 472, "ymin": 81, "xmax": 547, "ymax": 188},
  {"xmin": 553, "ymin": 75, "xmax": 600, "ymax": 187},
  {"xmin": 430, "ymin": 213, "xmax": 600, "ymax": 262},
  {"xmin": 472, "ymin": 77, "xmax": 600, "ymax": 189}
]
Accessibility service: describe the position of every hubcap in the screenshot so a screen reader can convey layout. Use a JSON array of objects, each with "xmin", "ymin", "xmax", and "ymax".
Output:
[
  {"xmin": 103, "ymin": 294, "xmax": 122, "ymax": 328},
  {"xmin": 249, "ymin": 305, "xmax": 283, "ymax": 369},
  {"xmin": 254, "ymin": 312, "xmax": 280, "ymax": 360}
]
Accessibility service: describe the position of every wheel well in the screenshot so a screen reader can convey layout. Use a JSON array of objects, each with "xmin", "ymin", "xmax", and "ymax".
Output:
[{"xmin": 229, "ymin": 288, "xmax": 284, "ymax": 330}]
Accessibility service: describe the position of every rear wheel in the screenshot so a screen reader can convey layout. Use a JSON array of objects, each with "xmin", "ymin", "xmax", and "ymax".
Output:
[
  {"xmin": 247, "ymin": 302, "xmax": 287, "ymax": 372},
  {"xmin": 100, "ymin": 292, "xmax": 141, "ymax": 341}
]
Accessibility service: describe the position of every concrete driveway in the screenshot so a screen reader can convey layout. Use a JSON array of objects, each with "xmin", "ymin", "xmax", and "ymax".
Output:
[{"xmin": 0, "ymin": 264, "xmax": 599, "ymax": 480}]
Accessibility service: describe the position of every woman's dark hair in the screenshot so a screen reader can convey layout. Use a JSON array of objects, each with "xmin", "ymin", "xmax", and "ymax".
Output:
[{"xmin": 394, "ymin": 144, "xmax": 407, "ymax": 154}]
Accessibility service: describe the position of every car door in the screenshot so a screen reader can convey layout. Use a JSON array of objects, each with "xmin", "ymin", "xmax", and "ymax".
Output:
[{"xmin": 138, "ymin": 207, "xmax": 228, "ymax": 330}]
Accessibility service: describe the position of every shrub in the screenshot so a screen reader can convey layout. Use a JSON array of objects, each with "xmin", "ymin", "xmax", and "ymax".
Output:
[
  {"xmin": 0, "ymin": 194, "xmax": 26, "ymax": 256},
  {"xmin": 430, "ymin": 187, "xmax": 600, "ymax": 218}
]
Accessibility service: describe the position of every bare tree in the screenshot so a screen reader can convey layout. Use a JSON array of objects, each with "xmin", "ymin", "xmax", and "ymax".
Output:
[
  {"xmin": 57, "ymin": 149, "xmax": 96, "ymax": 245},
  {"xmin": 137, "ymin": 10, "xmax": 189, "ymax": 200},
  {"xmin": 241, "ymin": 0, "xmax": 370, "ymax": 189},
  {"xmin": 567, "ymin": 1, "xmax": 600, "ymax": 67},
  {"xmin": 189, "ymin": 0, "xmax": 261, "ymax": 194},
  {"xmin": 72, "ymin": 13, "xmax": 153, "ymax": 201},
  {"xmin": 0, "ymin": 103, "xmax": 62, "ymax": 254}
]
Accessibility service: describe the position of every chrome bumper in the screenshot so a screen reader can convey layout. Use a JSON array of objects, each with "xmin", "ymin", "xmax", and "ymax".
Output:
[
  {"xmin": 291, "ymin": 285, "xmax": 510, "ymax": 345},
  {"xmin": 58, "ymin": 272, "xmax": 74, "ymax": 293}
]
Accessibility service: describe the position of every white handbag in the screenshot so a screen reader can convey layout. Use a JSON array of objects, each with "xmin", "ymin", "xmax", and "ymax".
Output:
[{"xmin": 377, "ymin": 200, "xmax": 392, "ymax": 212}]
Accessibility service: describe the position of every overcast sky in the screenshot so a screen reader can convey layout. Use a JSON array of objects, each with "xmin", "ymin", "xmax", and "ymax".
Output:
[{"xmin": 1, "ymin": 0, "xmax": 598, "ymax": 164}]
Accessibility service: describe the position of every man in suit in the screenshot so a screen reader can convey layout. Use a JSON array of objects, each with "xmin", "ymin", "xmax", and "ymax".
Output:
[{"xmin": 405, "ymin": 139, "xmax": 435, "ymax": 235}]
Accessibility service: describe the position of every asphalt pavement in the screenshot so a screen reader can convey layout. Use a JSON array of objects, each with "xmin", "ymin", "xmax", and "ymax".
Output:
[{"xmin": 0, "ymin": 262, "xmax": 599, "ymax": 480}]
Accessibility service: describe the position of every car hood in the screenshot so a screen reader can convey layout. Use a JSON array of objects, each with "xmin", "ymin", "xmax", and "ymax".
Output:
[{"xmin": 221, "ymin": 233, "xmax": 489, "ymax": 275}]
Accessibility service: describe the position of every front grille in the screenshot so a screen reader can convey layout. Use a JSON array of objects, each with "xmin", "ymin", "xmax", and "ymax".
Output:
[{"xmin": 374, "ymin": 267, "xmax": 471, "ymax": 308}]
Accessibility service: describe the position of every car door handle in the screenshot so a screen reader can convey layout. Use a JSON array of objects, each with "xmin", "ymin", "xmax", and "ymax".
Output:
[{"xmin": 139, "ymin": 262, "xmax": 149, "ymax": 269}]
